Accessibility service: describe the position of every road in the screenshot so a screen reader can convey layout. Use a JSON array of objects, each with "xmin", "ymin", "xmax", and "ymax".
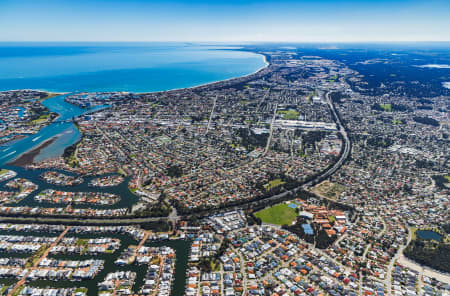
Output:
[
  {"xmin": 0, "ymin": 92, "xmax": 351, "ymax": 225},
  {"xmin": 7, "ymin": 226, "xmax": 70, "ymax": 296},
  {"xmin": 0, "ymin": 215, "xmax": 171, "ymax": 225},
  {"xmin": 220, "ymin": 91, "xmax": 351, "ymax": 212},
  {"xmin": 302, "ymin": 91, "xmax": 351, "ymax": 188},
  {"xmin": 206, "ymin": 96, "xmax": 217, "ymax": 134},
  {"xmin": 264, "ymin": 103, "xmax": 278, "ymax": 155},
  {"xmin": 386, "ymin": 227, "xmax": 412, "ymax": 296}
]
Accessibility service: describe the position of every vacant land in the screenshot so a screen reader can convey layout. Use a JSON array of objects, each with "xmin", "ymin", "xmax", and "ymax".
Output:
[
  {"xmin": 312, "ymin": 180, "xmax": 346, "ymax": 200},
  {"xmin": 30, "ymin": 113, "xmax": 51, "ymax": 125},
  {"xmin": 263, "ymin": 178, "xmax": 286, "ymax": 191},
  {"xmin": 277, "ymin": 110, "xmax": 299, "ymax": 120},
  {"xmin": 380, "ymin": 103, "xmax": 392, "ymax": 112},
  {"xmin": 254, "ymin": 203, "xmax": 297, "ymax": 226},
  {"xmin": 328, "ymin": 74, "xmax": 338, "ymax": 82}
]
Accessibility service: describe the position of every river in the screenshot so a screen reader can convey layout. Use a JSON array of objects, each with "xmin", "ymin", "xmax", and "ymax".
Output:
[
  {"xmin": 0, "ymin": 94, "xmax": 106, "ymax": 166},
  {"xmin": 0, "ymin": 94, "xmax": 141, "ymax": 210}
]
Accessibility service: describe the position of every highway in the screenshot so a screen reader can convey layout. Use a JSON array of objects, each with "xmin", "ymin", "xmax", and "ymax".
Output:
[
  {"xmin": 302, "ymin": 91, "xmax": 351, "ymax": 187},
  {"xmin": 0, "ymin": 92, "xmax": 351, "ymax": 225},
  {"xmin": 214, "ymin": 91, "xmax": 351, "ymax": 213}
]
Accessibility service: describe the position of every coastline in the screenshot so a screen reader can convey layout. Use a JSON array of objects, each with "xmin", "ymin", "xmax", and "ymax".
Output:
[
  {"xmin": 0, "ymin": 52, "xmax": 269, "ymax": 95},
  {"xmin": 1, "ymin": 90, "xmax": 67, "ymax": 96},
  {"xmin": 0, "ymin": 50, "xmax": 269, "ymax": 165},
  {"xmin": 139, "ymin": 52, "xmax": 270, "ymax": 95},
  {"xmin": 7, "ymin": 137, "xmax": 57, "ymax": 167}
]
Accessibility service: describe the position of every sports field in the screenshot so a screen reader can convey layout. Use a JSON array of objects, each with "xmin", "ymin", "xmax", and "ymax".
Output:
[{"xmin": 254, "ymin": 203, "xmax": 297, "ymax": 226}]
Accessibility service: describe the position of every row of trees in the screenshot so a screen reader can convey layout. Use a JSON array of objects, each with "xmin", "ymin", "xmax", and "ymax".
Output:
[
  {"xmin": 140, "ymin": 220, "xmax": 171, "ymax": 232},
  {"xmin": 135, "ymin": 191, "xmax": 171, "ymax": 217},
  {"xmin": 413, "ymin": 116, "xmax": 440, "ymax": 126}
]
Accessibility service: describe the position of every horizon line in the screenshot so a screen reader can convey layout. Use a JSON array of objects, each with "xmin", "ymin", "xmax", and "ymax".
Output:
[{"xmin": 1, "ymin": 40, "xmax": 450, "ymax": 43}]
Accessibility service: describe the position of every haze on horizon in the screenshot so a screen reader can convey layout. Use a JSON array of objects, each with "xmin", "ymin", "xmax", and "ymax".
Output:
[{"xmin": 1, "ymin": 0, "xmax": 449, "ymax": 43}]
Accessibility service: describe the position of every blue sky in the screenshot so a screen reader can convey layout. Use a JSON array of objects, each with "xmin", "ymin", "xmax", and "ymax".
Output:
[{"xmin": 0, "ymin": 0, "xmax": 449, "ymax": 42}]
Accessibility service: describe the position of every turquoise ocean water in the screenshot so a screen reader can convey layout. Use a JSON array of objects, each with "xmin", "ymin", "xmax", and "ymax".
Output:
[
  {"xmin": 0, "ymin": 43, "xmax": 266, "ymax": 164},
  {"xmin": 0, "ymin": 42, "xmax": 266, "ymax": 92}
]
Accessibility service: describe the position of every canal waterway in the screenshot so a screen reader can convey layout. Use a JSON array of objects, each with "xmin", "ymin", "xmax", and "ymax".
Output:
[
  {"xmin": 0, "ymin": 94, "xmax": 106, "ymax": 166},
  {"xmin": 0, "ymin": 166, "xmax": 138, "ymax": 210},
  {"xmin": 0, "ymin": 44, "xmax": 267, "ymax": 214},
  {"xmin": 0, "ymin": 93, "xmax": 136, "ymax": 210},
  {"xmin": 0, "ymin": 230, "xmax": 191, "ymax": 296},
  {"xmin": 0, "ymin": 42, "xmax": 259, "ymax": 295}
]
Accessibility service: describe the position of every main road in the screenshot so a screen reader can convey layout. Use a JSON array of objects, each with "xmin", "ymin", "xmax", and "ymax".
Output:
[
  {"xmin": 219, "ymin": 91, "xmax": 351, "ymax": 212},
  {"xmin": 0, "ymin": 92, "xmax": 351, "ymax": 225},
  {"xmin": 302, "ymin": 91, "xmax": 351, "ymax": 187}
]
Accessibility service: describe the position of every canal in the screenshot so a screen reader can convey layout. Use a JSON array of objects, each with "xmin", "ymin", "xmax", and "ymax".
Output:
[
  {"xmin": 0, "ymin": 230, "xmax": 191, "ymax": 296},
  {"xmin": 0, "ymin": 94, "xmax": 107, "ymax": 166},
  {"xmin": 0, "ymin": 165, "xmax": 139, "ymax": 210},
  {"xmin": 0, "ymin": 94, "xmax": 141, "ymax": 211}
]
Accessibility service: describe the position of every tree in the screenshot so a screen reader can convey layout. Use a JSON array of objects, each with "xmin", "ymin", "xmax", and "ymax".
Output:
[{"xmin": 167, "ymin": 165, "xmax": 183, "ymax": 178}]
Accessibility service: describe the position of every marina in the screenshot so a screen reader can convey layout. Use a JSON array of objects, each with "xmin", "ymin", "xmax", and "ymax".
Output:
[
  {"xmin": 0, "ymin": 93, "xmax": 107, "ymax": 166},
  {"xmin": 0, "ymin": 227, "xmax": 191, "ymax": 296},
  {"xmin": 0, "ymin": 166, "xmax": 139, "ymax": 212}
]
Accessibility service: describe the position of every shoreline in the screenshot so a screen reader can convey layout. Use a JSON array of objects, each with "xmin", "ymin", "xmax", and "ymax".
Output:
[
  {"xmin": 0, "ymin": 134, "xmax": 27, "ymax": 146},
  {"xmin": 1, "ymin": 90, "xmax": 67, "ymax": 96},
  {"xmin": 0, "ymin": 51, "xmax": 269, "ymax": 95},
  {"xmin": 139, "ymin": 52, "xmax": 269, "ymax": 95},
  {"xmin": 7, "ymin": 137, "xmax": 57, "ymax": 167},
  {"xmin": 0, "ymin": 50, "xmax": 269, "ymax": 166}
]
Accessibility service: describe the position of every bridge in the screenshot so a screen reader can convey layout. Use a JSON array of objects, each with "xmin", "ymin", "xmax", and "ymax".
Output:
[
  {"xmin": 0, "ymin": 92, "xmax": 351, "ymax": 225},
  {"xmin": 52, "ymin": 119, "xmax": 76, "ymax": 124}
]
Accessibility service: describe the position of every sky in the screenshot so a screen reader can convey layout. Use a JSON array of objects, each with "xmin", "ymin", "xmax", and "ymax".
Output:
[{"xmin": 0, "ymin": 0, "xmax": 449, "ymax": 42}]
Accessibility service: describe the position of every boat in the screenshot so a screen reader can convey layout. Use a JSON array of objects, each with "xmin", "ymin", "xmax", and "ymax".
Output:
[{"xmin": 0, "ymin": 151, "xmax": 16, "ymax": 159}]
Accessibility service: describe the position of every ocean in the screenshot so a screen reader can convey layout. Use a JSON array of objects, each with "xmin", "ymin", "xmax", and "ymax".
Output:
[
  {"xmin": 0, "ymin": 42, "xmax": 266, "ymax": 93},
  {"xmin": 0, "ymin": 42, "xmax": 266, "ymax": 164}
]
